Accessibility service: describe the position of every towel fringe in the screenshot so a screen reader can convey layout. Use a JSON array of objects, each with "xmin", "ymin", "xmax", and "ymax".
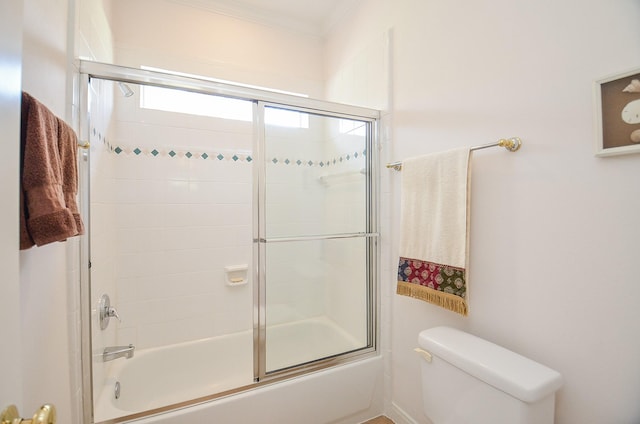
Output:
[{"xmin": 397, "ymin": 281, "xmax": 468, "ymax": 316}]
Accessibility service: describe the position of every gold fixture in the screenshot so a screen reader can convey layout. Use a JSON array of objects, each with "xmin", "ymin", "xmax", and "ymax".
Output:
[
  {"xmin": 386, "ymin": 137, "xmax": 522, "ymax": 171},
  {"xmin": 78, "ymin": 141, "xmax": 90, "ymax": 149},
  {"xmin": 1, "ymin": 404, "xmax": 56, "ymax": 424}
]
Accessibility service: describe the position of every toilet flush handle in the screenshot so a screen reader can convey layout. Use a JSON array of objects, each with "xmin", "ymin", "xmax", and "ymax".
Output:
[{"xmin": 414, "ymin": 347, "xmax": 432, "ymax": 363}]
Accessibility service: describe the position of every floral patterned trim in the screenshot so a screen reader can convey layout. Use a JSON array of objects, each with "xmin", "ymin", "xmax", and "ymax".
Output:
[{"xmin": 397, "ymin": 257, "xmax": 466, "ymax": 299}]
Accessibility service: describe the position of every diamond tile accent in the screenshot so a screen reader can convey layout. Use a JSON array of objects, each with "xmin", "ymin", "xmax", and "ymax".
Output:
[{"xmin": 107, "ymin": 142, "xmax": 365, "ymax": 172}]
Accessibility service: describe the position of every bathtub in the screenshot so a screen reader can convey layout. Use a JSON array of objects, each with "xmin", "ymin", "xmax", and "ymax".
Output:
[{"xmin": 94, "ymin": 317, "xmax": 381, "ymax": 423}]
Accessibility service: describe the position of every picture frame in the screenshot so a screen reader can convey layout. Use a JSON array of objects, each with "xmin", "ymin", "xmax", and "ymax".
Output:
[{"xmin": 594, "ymin": 67, "xmax": 640, "ymax": 157}]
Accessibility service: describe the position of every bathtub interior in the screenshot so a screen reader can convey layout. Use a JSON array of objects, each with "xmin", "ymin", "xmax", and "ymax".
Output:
[
  {"xmin": 94, "ymin": 317, "xmax": 365, "ymax": 422},
  {"xmin": 85, "ymin": 73, "xmax": 375, "ymax": 423}
]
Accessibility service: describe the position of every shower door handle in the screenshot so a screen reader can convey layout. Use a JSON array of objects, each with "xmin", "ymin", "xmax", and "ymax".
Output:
[{"xmin": 0, "ymin": 404, "xmax": 56, "ymax": 424}]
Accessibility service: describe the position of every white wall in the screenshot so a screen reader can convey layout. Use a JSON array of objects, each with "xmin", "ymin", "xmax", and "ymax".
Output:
[
  {"xmin": 326, "ymin": 1, "xmax": 640, "ymax": 423},
  {"xmin": 0, "ymin": 0, "xmax": 23, "ymax": 412},
  {"xmin": 20, "ymin": 0, "xmax": 79, "ymax": 423},
  {"xmin": 108, "ymin": 0, "xmax": 325, "ymax": 99}
]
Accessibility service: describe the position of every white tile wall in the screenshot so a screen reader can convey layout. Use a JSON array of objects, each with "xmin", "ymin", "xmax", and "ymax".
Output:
[
  {"xmin": 91, "ymin": 93, "xmax": 375, "ymax": 355},
  {"xmin": 89, "ymin": 86, "xmax": 255, "ymax": 351}
]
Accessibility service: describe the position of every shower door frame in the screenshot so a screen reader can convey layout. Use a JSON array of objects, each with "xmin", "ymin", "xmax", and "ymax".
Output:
[
  {"xmin": 78, "ymin": 60, "xmax": 380, "ymax": 423},
  {"xmin": 254, "ymin": 101, "xmax": 379, "ymax": 381}
]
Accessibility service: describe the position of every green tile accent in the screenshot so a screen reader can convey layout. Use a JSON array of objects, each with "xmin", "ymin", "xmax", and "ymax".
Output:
[{"xmin": 107, "ymin": 141, "xmax": 361, "ymax": 171}]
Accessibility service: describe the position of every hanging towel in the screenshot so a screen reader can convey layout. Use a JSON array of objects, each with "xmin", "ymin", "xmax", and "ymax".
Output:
[
  {"xmin": 58, "ymin": 117, "xmax": 85, "ymax": 236},
  {"xmin": 20, "ymin": 92, "xmax": 82, "ymax": 249},
  {"xmin": 396, "ymin": 147, "xmax": 471, "ymax": 316}
]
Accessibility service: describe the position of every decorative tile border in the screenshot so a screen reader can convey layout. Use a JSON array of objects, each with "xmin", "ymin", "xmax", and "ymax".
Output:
[
  {"xmin": 112, "ymin": 145, "xmax": 253, "ymax": 163},
  {"xmin": 97, "ymin": 132, "xmax": 366, "ymax": 168},
  {"xmin": 268, "ymin": 150, "xmax": 366, "ymax": 168}
]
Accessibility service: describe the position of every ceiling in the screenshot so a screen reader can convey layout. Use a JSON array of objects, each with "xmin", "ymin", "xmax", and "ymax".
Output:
[{"xmin": 172, "ymin": 0, "xmax": 360, "ymax": 36}]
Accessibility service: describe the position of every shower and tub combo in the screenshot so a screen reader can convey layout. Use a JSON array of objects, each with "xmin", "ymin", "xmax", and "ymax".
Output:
[{"xmin": 78, "ymin": 61, "xmax": 380, "ymax": 423}]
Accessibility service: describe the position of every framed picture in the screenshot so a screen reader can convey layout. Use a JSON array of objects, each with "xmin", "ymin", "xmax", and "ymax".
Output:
[{"xmin": 595, "ymin": 68, "xmax": 640, "ymax": 157}]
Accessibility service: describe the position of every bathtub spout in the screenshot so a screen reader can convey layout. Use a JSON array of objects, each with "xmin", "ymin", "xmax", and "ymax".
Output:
[{"xmin": 103, "ymin": 344, "xmax": 135, "ymax": 362}]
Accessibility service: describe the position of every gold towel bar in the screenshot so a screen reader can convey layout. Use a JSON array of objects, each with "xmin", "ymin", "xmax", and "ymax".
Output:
[
  {"xmin": 386, "ymin": 137, "xmax": 522, "ymax": 171},
  {"xmin": 78, "ymin": 141, "xmax": 90, "ymax": 149}
]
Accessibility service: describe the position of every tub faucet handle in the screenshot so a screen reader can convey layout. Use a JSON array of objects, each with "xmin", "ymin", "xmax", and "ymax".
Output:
[
  {"xmin": 99, "ymin": 294, "xmax": 122, "ymax": 330},
  {"xmin": 107, "ymin": 306, "xmax": 121, "ymax": 322}
]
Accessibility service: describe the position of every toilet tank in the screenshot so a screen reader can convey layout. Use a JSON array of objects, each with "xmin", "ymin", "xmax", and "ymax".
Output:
[{"xmin": 417, "ymin": 327, "xmax": 563, "ymax": 424}]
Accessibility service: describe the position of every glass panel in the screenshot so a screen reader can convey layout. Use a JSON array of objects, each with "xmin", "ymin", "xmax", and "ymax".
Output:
[
  {"xmin": 264, "ymin": 238, "xmax": 369, "ymax": 373},
  {"xmin": 264, "ymin": 106, "xmax": 368, "ymax": 238},
  {"xmin": 88, "ymin": 78, "xmax": 255, "ymax": 422}
]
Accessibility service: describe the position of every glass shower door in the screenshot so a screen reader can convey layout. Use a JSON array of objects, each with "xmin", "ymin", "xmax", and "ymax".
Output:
[{"xmin": 258, "ymin": 104, "xmax": 375, "ymax": 375}]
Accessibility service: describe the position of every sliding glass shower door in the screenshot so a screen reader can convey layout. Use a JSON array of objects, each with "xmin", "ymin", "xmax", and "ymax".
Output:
[
  {"xmin": 80, "ymin": 61, "xmax": 378, "ymax": 423},
  {"xmin": 257, "ymin": 104, "xmax": 376, "ymax": 376}
]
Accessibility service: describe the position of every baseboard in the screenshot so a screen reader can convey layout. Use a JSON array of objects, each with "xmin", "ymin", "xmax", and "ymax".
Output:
[{"xmin": 387, "ymin": 402, "xmax": 419, "ymax": 424}]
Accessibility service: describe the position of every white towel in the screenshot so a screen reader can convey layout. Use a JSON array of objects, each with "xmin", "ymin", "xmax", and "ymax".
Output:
[{"xmin": 396, "ymin": 147, "xmax": 471, "ymax": 315}]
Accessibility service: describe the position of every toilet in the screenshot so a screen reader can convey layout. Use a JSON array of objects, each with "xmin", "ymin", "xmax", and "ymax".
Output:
[{"xmin": 417, "ymin": 327, "xmax": 563, "ymax": 424}]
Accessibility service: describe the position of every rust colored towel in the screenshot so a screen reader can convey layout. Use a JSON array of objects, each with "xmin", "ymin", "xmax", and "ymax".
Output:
[
  {"xmin": 20, "ymin": 92, "xmax": 81, "ymax": 249},
  {"xmin": 58, "ymin": 117, "xmax": 84, "ymax": 236}
]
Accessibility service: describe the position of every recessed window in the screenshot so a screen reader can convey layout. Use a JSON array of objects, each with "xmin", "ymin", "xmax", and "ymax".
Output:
[
  {"xmin": 139, "ymin": 66, "xmax": 309, "ymax": 128},
  {"xmin": 141, "ymin": 85, "xmax": 253, "ymax": 121}
]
